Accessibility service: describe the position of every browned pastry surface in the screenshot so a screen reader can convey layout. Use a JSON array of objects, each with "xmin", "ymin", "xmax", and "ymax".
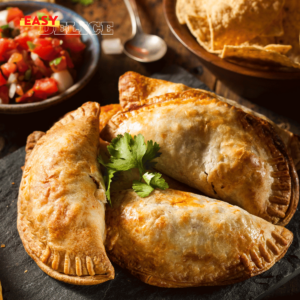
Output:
[
  {"xmin": 102, "ymin": 90, "xmax": 299, "ymax": 225},
  {"xmin": 18, "ymin": 102, "xmax": 114, "ymax": 285},
  {"xmin": 106, "ymin": 189, "xmax": 293, "ymax": 287}
]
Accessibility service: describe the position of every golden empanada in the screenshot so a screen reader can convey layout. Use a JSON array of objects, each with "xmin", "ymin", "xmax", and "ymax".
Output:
[
  {"xmin": 118, "ymin": 72, "xmax": 300, "ymax": 170},
  {"xmin": 106, "ymin": 189, "xmax": 293, "ymax": 287},
  {"xmin": 102, "ymin": 90, "xmax": 299, "ymax": 225},
  {"xmin": 18, "ymin": 102, "xmax": 114, "ymax": 285}
]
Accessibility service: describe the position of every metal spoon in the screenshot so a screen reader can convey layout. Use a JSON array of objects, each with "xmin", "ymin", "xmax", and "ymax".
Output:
[{"xmin": 123, "ymin": 0, "xmax": 167, "ymax": 62}]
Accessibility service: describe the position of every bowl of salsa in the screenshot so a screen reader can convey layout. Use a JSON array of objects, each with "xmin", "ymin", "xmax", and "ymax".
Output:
[{"xmin": 0, "ymin": 1, "xmax": 100, "ymax": 114}]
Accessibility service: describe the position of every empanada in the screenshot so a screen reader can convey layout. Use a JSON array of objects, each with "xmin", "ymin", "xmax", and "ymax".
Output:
[
  {"xmin": 101, "ymin": 90, "xmax": 299, "ymax": 225},
  {"xmin": 18, "ymin": 102, "xmax": 114, "ymax": 285},
  {"xmin": 118, "ymin": 72, "xmax": 300, "ymax": 170},
  {"xmin": 106, "ymin": 189, "xmax": 293, "ymax": 287}
]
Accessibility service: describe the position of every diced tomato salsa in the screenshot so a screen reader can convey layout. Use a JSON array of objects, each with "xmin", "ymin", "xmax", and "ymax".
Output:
[{"xmin": 0, "ymin": 7, "xmax": 85, "ymax": 104}]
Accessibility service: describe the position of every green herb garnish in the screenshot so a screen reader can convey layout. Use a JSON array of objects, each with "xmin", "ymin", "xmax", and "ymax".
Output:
[
  {"xmin": 24, "ymin": 69, "xmax": 32, "ymax": 81},
  {"xmin": 98, "ymin": 133, "xmax": 168, "ymax": 204},
  {"xmin": 0, "ymin": 25, "xmax": 9, "ymax": 30},
  {"xmin": 27, "ymin": 41, "xmax": 36, "ymax": 50},
  {"xmin": 71, "ymin": 0, "xmax": 94, "ymax": 5},
  {"xmin": 50, "ymin": 57, "xmax": 62, "ymax": 66}
]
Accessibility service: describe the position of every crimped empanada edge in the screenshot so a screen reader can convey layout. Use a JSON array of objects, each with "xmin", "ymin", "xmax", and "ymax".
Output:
[
  {"xmin": 17, "ymin": 215, "xmax": 115, "ymax": 285},
  {"xmin": 240, "ymin": 112, "xmax": 299, "ymax": 226}
]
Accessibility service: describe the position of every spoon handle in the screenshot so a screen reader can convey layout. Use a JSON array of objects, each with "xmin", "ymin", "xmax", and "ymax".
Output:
[{"xmin": 124, "ymin": 0, "xmax": 144, "ymax": 35}]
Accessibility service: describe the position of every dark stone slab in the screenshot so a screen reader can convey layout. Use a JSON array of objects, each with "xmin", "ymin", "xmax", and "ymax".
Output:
[{"xmin": 1, "ymin": 67, "xmax": 300, "ymax": 300}]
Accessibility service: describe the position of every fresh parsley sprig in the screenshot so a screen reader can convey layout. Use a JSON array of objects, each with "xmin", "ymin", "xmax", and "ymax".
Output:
[{"xmin": 98, "ymin": 133, "xmax": 169, "ymax": 205}]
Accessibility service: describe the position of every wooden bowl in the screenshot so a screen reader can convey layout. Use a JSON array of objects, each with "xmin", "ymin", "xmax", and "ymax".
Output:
[
  {"xmin": 163, "ymin": 0, "xmax": 300, "ymax": 101},
  {"xmin": 0, "ymin": 1, "xmax": 100, "ymax": 114}
]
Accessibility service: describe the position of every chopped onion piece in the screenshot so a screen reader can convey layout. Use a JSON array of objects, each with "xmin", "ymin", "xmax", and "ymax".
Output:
[
  {"xmin": 51, "ymin": 70, "xmax": 74, "ymax": 93},
  {"xmin": 8, "ymin": 20, "xmax": 15, "ymax": 29},
  {"xmin": 7, "ymin": 73, "xmax": 18, "ymax": 84},
  {"xmin": 0, "ymin": 10, "xmax": 8, "ymax": 23},
  {"xmin": 102, "ymin": 39, "xmax": 123, "ymax": 54},
  {"xmin": 9, "ymin": 83, "xmax": 17, "ymax": 99},
  {"xmin": 52, "ymin": 11, "xmax": 64, "ymax": 21},
  {"xmin": 31, "ymin": 52, "xmax": 39, "ymax": 61}
]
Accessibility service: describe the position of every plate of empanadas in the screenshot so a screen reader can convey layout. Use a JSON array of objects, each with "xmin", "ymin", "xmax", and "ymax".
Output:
[{"xmin": 17, "ymin": 71, "xmax": 300, "ymax": 289}]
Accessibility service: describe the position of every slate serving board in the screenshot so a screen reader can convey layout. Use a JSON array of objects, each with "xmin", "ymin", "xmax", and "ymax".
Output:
[{"xmin": 1, "ymin": 67, "xmax": 300, "ymax": 300}]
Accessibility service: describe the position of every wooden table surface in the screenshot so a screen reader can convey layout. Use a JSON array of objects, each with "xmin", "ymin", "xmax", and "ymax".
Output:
[{"xmin": 0, "ymin": 1, "xmax": 300, "ymax": 299}]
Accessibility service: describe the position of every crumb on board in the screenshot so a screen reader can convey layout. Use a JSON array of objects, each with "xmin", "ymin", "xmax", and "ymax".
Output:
[
  {"xmin": 1, "ymin": 244, "xmax": 5, "ymax": 248},
  {"xmin": 24, "ymin": 270, "xmax": 28, "ymax": 273},
  {"xmin": 12, "ymin": 182, "xmax": 15, "ymax": 185}
]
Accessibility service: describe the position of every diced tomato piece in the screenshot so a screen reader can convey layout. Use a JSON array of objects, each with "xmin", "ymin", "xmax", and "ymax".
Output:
[
  {"xmin": 15, "ymin": 32, "xmax": 31, "ymax": 50},
  {"xmin": 1, "ymin": 62, "xmax": 17, "ymax": 78},
  {"xmin": 0, "ymin": 86, "xmax": 9, "ymax": 104},
  {"xmin": 50, "ymin": 56, "xmax": 67, "ymax": 73},
  {"xmin": 63, "ymin": 37, "xmax": 86, "ymax": 52},
  {"xmin": 33, "ymin": 45, "xmax": 56, "ymax": 61},
  {"xmin": 8, "ymin": 53, "xmax": 29, "ymax": 73},
  {"xmin": 0, "ymin": 38, "xmax": 17, "ymax": 61},
  {"xmin": 33, "ymin": 78, "xmax": 58, "ymax": 98},
  {"xmin": 16, "ymin": 88, "xmax": 36, "ymax": 103},
  {"xmin": 60, "ymin": 50, "xmax": 74, "ymax": 68},
  {"xmin": 31, "ymin": 39, "xmax": 60, "ymax": 61},
  {"xmin": 0, "ymin": 72, "xmax": 7, "ymax": 86},
  {"xmin": 33, "ymin": 38, "xmax": 52, "ymax": 47},
  {"xmin": 8, "ymin": 52, "xmax": 23, "ymax": 63},
  {"xmin": 7, "ymin": 8, "xmax": 24, "ymax": 23}
]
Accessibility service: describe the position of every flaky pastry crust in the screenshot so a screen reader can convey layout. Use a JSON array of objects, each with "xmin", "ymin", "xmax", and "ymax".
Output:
[
  {"xmin": 102, "ymin": 90, "xmax": 299, "ymax": 225},
  {"xmin": 18, "ymin": 102, "xmax": 114, "ymax": 285},
  {"xmin": 106, "ymin": 189, "xmax": 293, "ymax": 287}
]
